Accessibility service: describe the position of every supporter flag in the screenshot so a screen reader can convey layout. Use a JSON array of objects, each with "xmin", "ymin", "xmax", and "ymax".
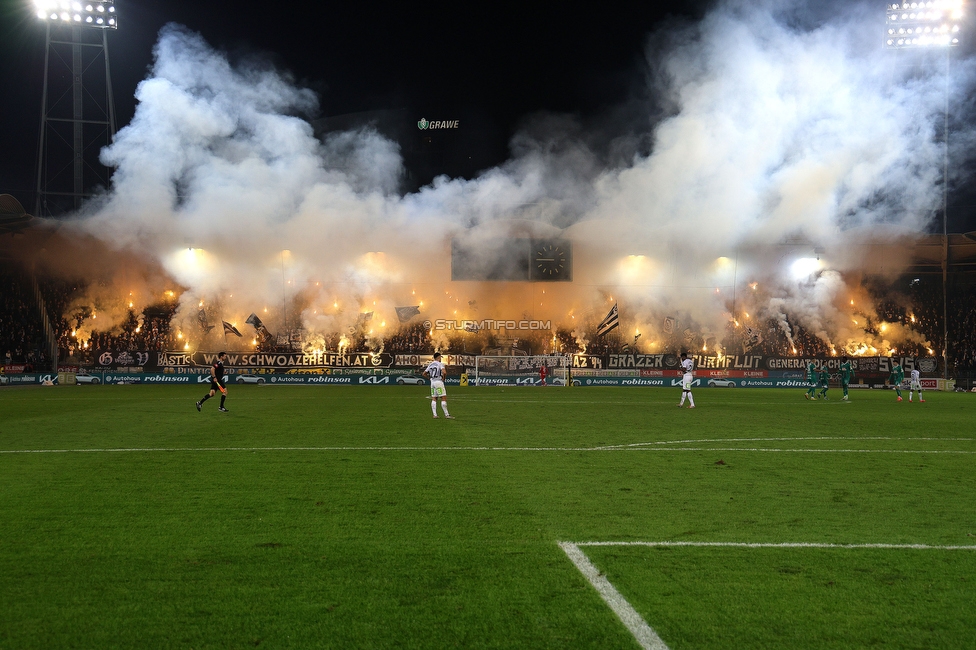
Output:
[
  {"xmin": 743, "ymin": 326, "xmax": 763, "ymax": 351},
  {"xmin": 222, "ymin": 321, "xmax": 243, "ymax": 337},
  {"xmin": 597, "ymin": 303, "xmax": 619, "ymax": 337},
  {"xmin": 358, "ymin": 311, "xmax": 374, "ymax": 324},
  {"xmin": 663, "ymin": 316, "xmax": 675, "ymax": 334},
  {"xmin": 245, "ymin": 313, "xmax": 275, "ymax": 343},
  {"xmin": 198, "ymin": 307, "xmax": 214, "ymax": 334},
  {"xmin": 395, "ymin": 306, "xmax": 421, "ymax": 323}
]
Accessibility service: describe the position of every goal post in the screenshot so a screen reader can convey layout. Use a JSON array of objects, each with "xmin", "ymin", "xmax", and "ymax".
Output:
[{"xmin": 472, "ymin": 355, "xmax": 571, "ymax": 386}]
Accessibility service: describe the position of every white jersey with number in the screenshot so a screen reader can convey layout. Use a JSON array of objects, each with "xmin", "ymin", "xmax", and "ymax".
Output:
[
  {"xmin": 910, "ymin": 369, "xmax": 921, "ymax": 389},
  {"xmin": 425, "ymin": 361, "xmax": 447, "ymax": 397},
  {"xmin": 681, "ymin": 358, "xmax": 694, "ymax": 390}
]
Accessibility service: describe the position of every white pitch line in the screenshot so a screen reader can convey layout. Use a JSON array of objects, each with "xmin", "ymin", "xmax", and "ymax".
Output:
[
  {"xmin": 2, "ymin": 446, "xmax": 976, "ymax": 455},
  {"xmin": 559, "ymin": 542, "xmax": 670, "ymax": 650},
  {"xmin": 561, "ymin": 539, "xmax": 976, "ymax": 649},
  {"xmin": 573, "ymin": 541, "xmax": 976, "ymax": 550},
  {"xmin": 596, "ymin": 436, "xmax": 976, "ymax": 449}
]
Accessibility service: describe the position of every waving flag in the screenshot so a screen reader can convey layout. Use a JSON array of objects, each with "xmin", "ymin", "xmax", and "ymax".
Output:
[
  {"xmin": 597, "ymin": 303, "xmax": 619, "ymax": 337},
  {"xmin": 245, "ymin": 313, "xmax": 275, "ymax": 342},
  {"xmin": 395, "ymin": 305, "xmax": 421, "ymax": 323},
  {"xmin": 222, "ymin": 321, "xmax": 243, "ymax": 337}
]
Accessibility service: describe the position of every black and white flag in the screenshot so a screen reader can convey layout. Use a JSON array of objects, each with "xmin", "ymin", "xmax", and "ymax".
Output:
[
  {"xmin": 395, "ymin": 305, "xmax": 421, "ymax": 323},
  {"xmin": 245, "ymin": 313, "xmax": 275, "ymax": 343},
  {"xmin": 222, "ymin": 321, "xmax": 243, "ymax": 337},
  {"xmin": 597, "ymin": 303, "xmax": 619, "ymax": 337}
]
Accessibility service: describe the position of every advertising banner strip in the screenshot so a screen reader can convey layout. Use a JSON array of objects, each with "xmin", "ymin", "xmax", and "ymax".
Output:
[
  {"xmin": 85, "ymin": 350, "xmax": 942, "ymax": 377},
  {"xmin": 1, "ymin": 372, "xmax": 951, "ymax": 389}
]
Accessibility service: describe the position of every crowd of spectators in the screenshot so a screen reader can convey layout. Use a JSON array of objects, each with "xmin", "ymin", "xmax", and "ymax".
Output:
[
  {"xmin": 0, "ymin": 268, "xmax": 46, "ymax": 370},
  {"xmin": 4, "ymin": 268, "xmax": 976, "ymax": 373},
  {"xmin": 381, "ymin": 323, "xmax": 435, "ymax": 354},
  {"xmin": 948, "ymin": 285, "xmax": 976, "ymax": 370}
]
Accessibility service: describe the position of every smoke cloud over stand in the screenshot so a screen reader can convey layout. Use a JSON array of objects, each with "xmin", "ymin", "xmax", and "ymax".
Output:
[{"xmin": 30, "ymin": 1, "xmax": 976, "ymax": 358}]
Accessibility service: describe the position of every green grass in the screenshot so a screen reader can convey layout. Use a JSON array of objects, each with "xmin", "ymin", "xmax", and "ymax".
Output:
[{"xmin": 1, "ymin": 385, "xmax": 974, "ymax": 649}]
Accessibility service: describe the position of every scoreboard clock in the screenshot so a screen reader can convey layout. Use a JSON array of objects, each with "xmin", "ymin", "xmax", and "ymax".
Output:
[
  {"xmin": 451, "ymin": 238, "xmax": 573, "ymax": 282},
  {"xmin": 530, "ymin": 241, "xmax": 571, "ymax": 280}
]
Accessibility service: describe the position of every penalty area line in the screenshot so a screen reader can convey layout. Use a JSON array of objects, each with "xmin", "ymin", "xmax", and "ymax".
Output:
[
  {"xmin": 573, "ymin": 541, "xmax": 976, "ymax": 551},
  {"xmin": 560, "ymin": 539, "xmax": 976, "ymax": 650},
  {"xmin": 558, "ymin": 542, "xmax": 670, "ymax": 650}
]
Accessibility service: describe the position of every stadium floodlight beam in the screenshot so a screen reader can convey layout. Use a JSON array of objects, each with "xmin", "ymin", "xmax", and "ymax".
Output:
[{"xmin": 33, "ymin": 0, "xmax": 118, "ymax": 28}]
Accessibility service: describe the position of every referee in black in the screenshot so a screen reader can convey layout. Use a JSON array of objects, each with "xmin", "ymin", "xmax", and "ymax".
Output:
[{"xmin": 196, "ymin": 351, "xmax": 229, "ymax": 412}]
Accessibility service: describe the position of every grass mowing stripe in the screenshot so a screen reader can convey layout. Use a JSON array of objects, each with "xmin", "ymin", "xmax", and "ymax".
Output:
[{"xmin": 559, "ymin": 542, "xmax": 670, "ymax": 650}]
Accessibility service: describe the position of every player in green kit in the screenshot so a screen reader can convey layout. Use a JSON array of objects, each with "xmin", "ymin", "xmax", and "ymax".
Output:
[
  {"xmin": 839, "ymin": 356, "xmax": 854, "ymax": 401},
  {"xmin": 818, "ymin": 364, "xmax": 830, "ymax": 400},
  {"xmin": 888, "ymin": 359, "xmax": 905, "ymax": 402},
  {"xmin": 805, "ymin": 359, "xmax": 819, "ymax": 400}
]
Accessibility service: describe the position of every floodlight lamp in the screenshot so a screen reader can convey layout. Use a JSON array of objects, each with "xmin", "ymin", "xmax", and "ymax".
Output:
[{"xmin": 35, "ymin": 0, "xmax": 116, "ymax": 28}]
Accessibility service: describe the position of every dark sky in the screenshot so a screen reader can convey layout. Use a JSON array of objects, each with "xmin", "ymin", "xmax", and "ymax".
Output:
[
  {"xmin": 1, "ymin": 0, "xmax": 974, "ymax": 230},
  {"xmin": 0, "ymin": 1, "xmax": 709, "ymax": 202}
]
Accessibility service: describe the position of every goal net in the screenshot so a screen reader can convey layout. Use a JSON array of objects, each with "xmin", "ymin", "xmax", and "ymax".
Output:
[{"xmin": 472, "ymin": 355, "xmax": 571, "ymax": 386}]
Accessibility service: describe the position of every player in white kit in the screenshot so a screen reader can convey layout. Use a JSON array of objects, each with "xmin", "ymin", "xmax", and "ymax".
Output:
[
  {"xmin": 423, "ymin": 352, "xmax": 454, "ymax": 419},
  {"xmin": 678, "ymin": 352, "xmax": 695, "ymax": 409},
  {"xmin": 908, "ymin": 368, "xmax": 924, "ymax": 403}
]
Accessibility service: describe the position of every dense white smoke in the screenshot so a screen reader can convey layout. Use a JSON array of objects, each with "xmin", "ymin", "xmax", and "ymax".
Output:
[{"xmin": 59, "ymin": 1, "xmax": 976, "ymax": 354}]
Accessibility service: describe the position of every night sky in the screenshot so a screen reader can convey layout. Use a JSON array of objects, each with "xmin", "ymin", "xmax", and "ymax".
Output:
[
  {"xmin": 1, "ymin": 0, "xmax": 974, "ymax": 230},
  {"xmin": 0, "ymin": 1, "xmax": 707, "ymax": 200}
]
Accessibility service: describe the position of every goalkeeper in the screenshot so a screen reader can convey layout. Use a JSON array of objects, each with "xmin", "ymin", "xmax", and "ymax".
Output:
[{"xmin": 888, "ymin": 359, "xmax": 905, "ymax": 402}]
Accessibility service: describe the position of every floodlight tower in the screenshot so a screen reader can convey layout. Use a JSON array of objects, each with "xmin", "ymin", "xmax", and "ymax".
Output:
[
  {"xmin": 884, "ymin": 0, "xmax": 963, "ymax": 379},
  {"xmin": 33, "ymin": 0, "xmax": 118, "ymax": 218}
]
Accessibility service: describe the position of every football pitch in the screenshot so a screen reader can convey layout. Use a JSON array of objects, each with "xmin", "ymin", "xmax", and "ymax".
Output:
[{"xmin": 1, "ymin": 385, "xmax": 974, "ymax": 649}]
